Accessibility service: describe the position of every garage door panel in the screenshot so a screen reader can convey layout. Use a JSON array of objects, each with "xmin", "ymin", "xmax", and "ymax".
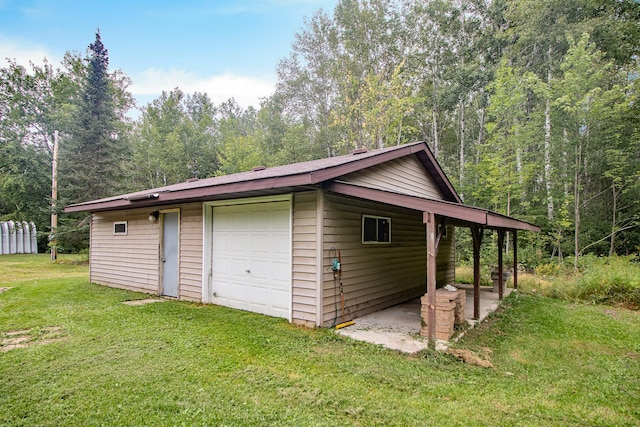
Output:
[
  {"xmin": 250, "ymin": 210, "xmax": 269, "ymax": 230},
  {"xmin": 211, "ymin": 200, "xmax": 291, "ymax": 319},
  {"xmin": 250, "ymin": 260, "xmax": 269, "ymax": 280},
  {"xmin": 229, "ymin": 258, "xmax": 247, "ymax": 275},
  {"xmin": 270, "ymin": 287, "xmax": 289, "ymax": 302},
  {"xmin": 271, "ymin": 260, "xmax": 291, "ymax": 282},
  {"xmin": 213, "ymin": 211, "xmax": 232, "ymax": 230},
  {"xmin": 268, "ymin": 210, "xmax": 290, "ymax": 229},
  {"xmin": 212, "ymin": 259, "xmax": 230, "ymax": 275},
  {"xmin": 250, "ymin": 233, "xmax": 271, "ymax": 254},
  {"xmin": 228, "ymin": 282, "xmax": 246, "ymax": 301},
  {"xmin": 270, "ymin": 234, "xmax": 290, "ymax": 253},
  {"xmin": 249, "ymin": 285, "xmax": 269, "ymax": 304},
  {"xmin": 230, "ymin": 233, "xmax": 249, "ymax": 254}
]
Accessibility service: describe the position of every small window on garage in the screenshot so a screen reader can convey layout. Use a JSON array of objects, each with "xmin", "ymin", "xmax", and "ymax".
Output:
[
  {"xmin": 113, "ymin": 221, "xmax": 128, "ymax": 235},
  {"xmin": 362, "ymin": 215, "xmax": 391, "ymax": 244}
]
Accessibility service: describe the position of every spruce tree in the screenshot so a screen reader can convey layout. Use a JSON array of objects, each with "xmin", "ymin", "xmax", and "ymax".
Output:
[
  {"xmin": 60, "ymin": 30, "xmax": 127, "ymax": 204},
  {"xmin": 58, "ymin": 31, "xmax": 130, "ymax": 251}
]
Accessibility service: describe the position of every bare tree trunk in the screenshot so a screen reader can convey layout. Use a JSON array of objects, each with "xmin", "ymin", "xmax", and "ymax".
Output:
[
  {"xmin": 515, "ymin": 117, "xmax": 524, "ymax": 189},
  {"xmin": 459, "ymin": 97, "xmax": 465, "ymax": 200},
  {"xmin": 458, "ymin": 1, "xmax": 466, "ymax": 200},
  {"xmin": 574, "ymin": 142, "xmax": 581, "ymax": 269},
  {"xmin": 475, "ymin": 103, "xmax": 485, "ymax": 186},
  {"xmin": 563, "ymin": 128, "xmax": 570, "ymax": 199},
  {"xmin": 544, "ymin": 48, "xmax": 554, "ymax": 222},
  {"xmin": 431, "ymin": 61, "xmax": 439, "ymax": 157},
  {"xmin": 506, "ymin": 189, "xmax": 511, "ymax": 257},
  {"xmin": 432, "ymin": 95, "xmax": 439, "ymax": 156}
]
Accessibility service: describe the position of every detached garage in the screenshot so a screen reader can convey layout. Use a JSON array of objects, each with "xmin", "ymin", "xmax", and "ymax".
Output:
[{"xmin": 65, "ymin": 141, "xmax": 538, "ymax": 338}]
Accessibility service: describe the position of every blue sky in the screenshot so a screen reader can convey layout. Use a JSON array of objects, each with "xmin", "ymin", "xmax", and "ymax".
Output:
[{"xmin": 0, "ymin": 0, "xmax": 337, "ymax": 110}]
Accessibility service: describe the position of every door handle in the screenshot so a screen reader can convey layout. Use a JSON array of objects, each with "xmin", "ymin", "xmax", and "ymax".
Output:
[{"xmin": 161, "ymin": 258, "xmax": 166, "ymax": 263}]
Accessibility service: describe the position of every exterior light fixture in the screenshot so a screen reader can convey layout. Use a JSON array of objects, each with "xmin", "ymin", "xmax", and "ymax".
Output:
[{"xmin": 148, "ymin": 211, "xmax": 159, "ymax": 223}]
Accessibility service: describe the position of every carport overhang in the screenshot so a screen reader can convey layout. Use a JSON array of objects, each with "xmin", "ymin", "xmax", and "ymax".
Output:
[{"xmin": 325, "ymin": 181, "xmax": 540, "ymax": 345}]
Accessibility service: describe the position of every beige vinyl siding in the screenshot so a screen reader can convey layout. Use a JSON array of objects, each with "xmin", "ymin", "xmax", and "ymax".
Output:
[
  {"xmin": 90, "ymin": 209, "xmax": 160, "ymax": 294},
  {"xmin": 320, "ymin": 195, "xmax": 457, "ymax": 325},
  {"xmin": 90, "ymin": 203, "xmax": 204, "ymax": 301},
  {"xmin": 178, "ymin": 203, "xmax": 203, "ymax": 302},
  {"xmin": 321, "ymin": 194, "xmax": 428, "ymax": 325},
  {"xmin": 291, "ymin": 191, "xmax": 319, "ymax": 327},
  {"xmin": 437, "ymin": 225, "xmax": 455, "ymax": 285},
  {"xmin": 340, "ymin": 155, "xmax": 444, "ymax": 200}
]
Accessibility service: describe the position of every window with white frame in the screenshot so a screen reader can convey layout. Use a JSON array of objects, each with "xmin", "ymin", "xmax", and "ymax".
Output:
[
  {"xmin": 113, "ymin": 221, "xmax": 128, "ymax": 235},
  {"xmin": 362, "ymin": 215, "xmax": 391, "ymax": 244}
]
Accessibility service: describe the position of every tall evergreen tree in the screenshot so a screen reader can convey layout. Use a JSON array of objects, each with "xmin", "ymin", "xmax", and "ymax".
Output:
[
  {"xmin": 59, "ymin": 31, "xmax": 129, "ymax": 204},
  {"xmin": 57, "ymin": 31, "xmax": 132, "ymax": 251}
]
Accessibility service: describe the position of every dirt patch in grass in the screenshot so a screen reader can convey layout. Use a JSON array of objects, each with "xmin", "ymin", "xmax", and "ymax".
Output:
[
  {"xmin": 0, "ymin": 287, "xmax": 12, "ymax": 294},
  {"xmin": 1, "ymin": 325, "xmax": 66, "ymax": 352},
  {"xmin": 446, "ymin": 348, "xmax": 494, "ymax": 368},
  {"xmin": 509, "ymin": 348, "xmax": 531, "ymax": 365},
  {"xmin": 603, "ymin": 308, "xmax": 620, "ymax": 319},
  {"xmin": 122, "ymin": 298, "xmax": 165, "ymax": 306}
]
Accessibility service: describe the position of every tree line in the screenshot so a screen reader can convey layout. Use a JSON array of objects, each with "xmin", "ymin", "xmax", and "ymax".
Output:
[{"xmin": 1, "ymin": 0, "xmax": 638, "ymax": 264}]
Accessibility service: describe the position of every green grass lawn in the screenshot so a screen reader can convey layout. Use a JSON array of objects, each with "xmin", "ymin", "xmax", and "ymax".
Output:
[{"xmin": 1, "ymin": 255, "xmax": 639, "ymax": 426}]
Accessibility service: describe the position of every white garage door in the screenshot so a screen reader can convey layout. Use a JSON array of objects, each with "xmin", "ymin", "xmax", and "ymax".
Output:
[{"xmin": 211, "ymin": 200, "xmax": 291, "ymax": 319}]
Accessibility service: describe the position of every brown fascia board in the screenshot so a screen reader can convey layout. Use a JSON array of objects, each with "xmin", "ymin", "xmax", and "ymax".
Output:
[
  {"xmin": 63, "ymin": 172, "xmax": 316, "ymax": 213},
  {"xmin": 63, "ymin": 178, "xmax": 315, "ymax": 213},
  {"xmin": 326, "ymin": 181, "xmax": 487, "ymax": 224},
  {"xmin": 64, "ymin": 184, "xmax": 317, "ymax": 213},
  {"xmin": 326, "ymin": 181, "xmax": 540, "ymax": 232},
  {"xmin": 486, "ymin": 212, "xmax": 541, "ymax": 232},
  {"xmin": 413, "ymin": 148, "xmax": 462, "ymax": 203}
]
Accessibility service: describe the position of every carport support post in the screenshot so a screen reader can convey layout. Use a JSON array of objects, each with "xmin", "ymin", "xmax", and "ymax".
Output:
[
  {"xmin": 471, "ymin": 225, "xmax": 484, "ymax": 320},
  {"xmin": 498, "ymin": 229, "xmax": 505, "ymax": 300},
  {"xmin": 424, "ymin": 211, "xmax": 437, "ymax": 345},
  {"xmin": 513, "ymin": 231, "xmax": 518, "ymax": 289}
]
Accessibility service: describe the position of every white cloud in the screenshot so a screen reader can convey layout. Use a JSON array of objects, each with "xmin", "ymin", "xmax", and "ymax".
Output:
[
  {"xmin": 131, "ymin": 68, "xmax": 276, "ymax": 109},
  {"xmin": 0, "ymin": 37, "xmax": 58, "ymax": 69}
]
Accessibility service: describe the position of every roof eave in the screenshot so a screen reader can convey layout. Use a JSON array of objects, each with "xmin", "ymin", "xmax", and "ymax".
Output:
[
  {"xmin": 64, "ymin": 176, "xmax": 319, "ymax": 213},
  {"xmin": 325, "ymin": 181, "xmax": 539, "ymax": 232}
]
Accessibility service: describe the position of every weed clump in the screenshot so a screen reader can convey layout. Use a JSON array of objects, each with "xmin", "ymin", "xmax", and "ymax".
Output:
[{"xmin": 517, "ymin": 255, "xmax": 640, "ymax": 309}]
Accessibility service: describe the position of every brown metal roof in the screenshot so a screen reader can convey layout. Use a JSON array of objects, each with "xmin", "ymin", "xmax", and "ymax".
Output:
[
  {"xmin": 64, "ymin": 141, "xmax": 459, "ymax": 212},
  {"xmin": 63, "ymin": 141, "xmax": 538, "ymax": 232}
]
